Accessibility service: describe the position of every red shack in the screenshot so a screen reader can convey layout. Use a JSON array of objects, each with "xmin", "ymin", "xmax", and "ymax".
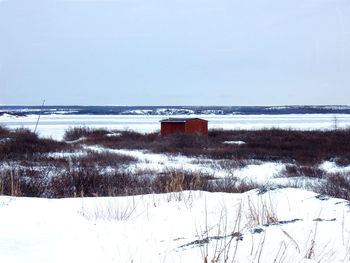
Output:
[{"xmin": 160, "ymin": 118, "xmax": 208, "ymax": 136}]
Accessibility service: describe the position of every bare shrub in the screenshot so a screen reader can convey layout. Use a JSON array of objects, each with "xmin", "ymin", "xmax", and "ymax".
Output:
[
  {"xmin": 86, "ymin": 129, "xmax": 157, "ymax": 149},
  {"xmin": 64, "ymin": 126, "xmax": 116, "ymax": 142},
  {"xmin": 0, "ymin": 128, "xmax": 69, "ymax": 161},
  {"xmin": 282, "ymin": 165, "xmax": 325, "ymax": 179},
  {"xmin": 64, "ymin": 126, "xmax": 94, "ymax": 141},
  {"xmin": 0, "ymin": 168, "xmax": 260, "ymax": 198},
  {"xmin": 151, "ymin": 171, "xmax": 214, "ymax": 194},
  {"xmin": 0, "ymin": 168, "xmax": 49, "ymax": 197},
  {"xmin": 150, "ymin": 132, "xmax": 211, "ymax": 156},
  {"xmin": 209, "ymin": 178, "xmax": 260, "ymax": 193},
  {"xmin": 216, "ymin": 159, "xmax": 257, "ymax": 170},
  {"xmin": 0, "ymin": 125, "xmax": 10, "ymax": 138},
  {"xmin": 34, "ymin": 156, "xmax": 70, "ymax": 169},
  {"xmin": 209, "ymin": 128, "xmax": 350, "ymax": 165},
  {"xmin": 335, "ymin": 156, "xmax": 350, "ymax": 166},
  {"xmin": 315, "ymin": 172, "xmax": 350, "ymax": 200},
  {"xmin": 80, "ymin": 198, "xmax": 137, "ymax": 221},
  {"xmin": 71, "ymin": 150, "xmax": 137, "ymax": 167},
  {"xmin": 63, "ymin": 127, "xmax": 350, "ymax": 166},
  {"xmin": 48, "ymin": 167, "xmax": 140, "ymax": 198}
]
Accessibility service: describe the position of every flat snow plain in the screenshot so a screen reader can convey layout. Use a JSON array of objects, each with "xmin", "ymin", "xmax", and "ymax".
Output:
[{"xmin": 1, "ymin": 114, "xmax": 350, "ymax": 262}]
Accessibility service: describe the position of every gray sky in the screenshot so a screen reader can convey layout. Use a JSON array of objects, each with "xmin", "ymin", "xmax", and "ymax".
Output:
[{"xmin": 0, "ymin": 0, "xmax": 349, "ymax": 106}]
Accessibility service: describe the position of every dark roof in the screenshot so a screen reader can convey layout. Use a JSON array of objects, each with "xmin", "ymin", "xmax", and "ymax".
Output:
[{"xmin": 160, "ymin": 118, "xmax": 207, "ymax": 123}]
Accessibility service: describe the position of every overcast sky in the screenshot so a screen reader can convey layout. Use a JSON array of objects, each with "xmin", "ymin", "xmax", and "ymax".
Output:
[{"xmin": 0, "ymin": 0, "xmax": 349, "ymax": 106}]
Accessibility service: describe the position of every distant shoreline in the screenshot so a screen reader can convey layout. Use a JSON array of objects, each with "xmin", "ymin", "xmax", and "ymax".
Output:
[{"xmin": 1, "ymin": 105, "xmax": 350, "ymax": 116}]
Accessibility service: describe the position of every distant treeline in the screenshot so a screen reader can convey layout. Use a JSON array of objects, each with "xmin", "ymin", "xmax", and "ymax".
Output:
[{"xmin": 1, "ymin": 105, "xmax": 350, "ymax": 116}]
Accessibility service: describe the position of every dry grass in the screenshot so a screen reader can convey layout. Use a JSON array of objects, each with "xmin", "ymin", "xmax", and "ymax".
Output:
[
  {"xmin": 199, "ymin": 191, "xmax": 280, "ymax": 263},
  {"xmin": 245, "ymin": 195, "xmax": 278, "ymax": 228},
  {"xmin": 80, "ymin": 197, "xmax": 138, "ymax": 221}
]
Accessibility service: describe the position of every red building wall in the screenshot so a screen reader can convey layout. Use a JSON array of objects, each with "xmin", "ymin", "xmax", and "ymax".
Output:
[
  {"xmin": 161, "ymin": 122, "xmax": 186, "ymax": 136},
  {"xmin": 161, "ymin": 119, "xmax": 208, "ymax": 136},
  {"xmin": 185, "ymin": 119, "xmax": 208, "ymax": 136}
]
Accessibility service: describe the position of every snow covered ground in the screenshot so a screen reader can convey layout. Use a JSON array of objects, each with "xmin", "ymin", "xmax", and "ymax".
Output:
[
  {"xmin": 1, "ymin": 144, "xmax": 350, "ymax": 262},
  {"xmin": 1, "ymin": 188, "xmax": 350, "ymax": 263},
  {"xmin": 1, "ymin": 113, "xmax": 350, "ymax": 140}
]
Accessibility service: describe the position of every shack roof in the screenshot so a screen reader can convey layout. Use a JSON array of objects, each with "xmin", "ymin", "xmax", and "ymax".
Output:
[{"xmin": 160, "ymin": 118, "xmax": 207, "ymax": 123}]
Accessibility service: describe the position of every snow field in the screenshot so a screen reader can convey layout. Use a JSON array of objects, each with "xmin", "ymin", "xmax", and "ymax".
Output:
[{"xmin": 1, "ymin": 188, "xmax": 349, "ymax": 262}]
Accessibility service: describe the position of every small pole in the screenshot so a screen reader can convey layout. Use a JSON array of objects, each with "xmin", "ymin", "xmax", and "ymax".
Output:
[
  {"xmin": 34, "ymin": 99, "xmax": 45, "ymax": 134},
  {"xmin": 333, "ymin": 116, "xmax": 338, "ymax": 130},
  {"xmin": 10, "ymin": 170, "xmax": 14, "ymax": 196}
]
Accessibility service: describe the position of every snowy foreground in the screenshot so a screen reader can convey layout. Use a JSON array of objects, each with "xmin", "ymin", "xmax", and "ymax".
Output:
[{"xmin": 1, "ymin": 188, "xmax": 350, "ymax": 263}]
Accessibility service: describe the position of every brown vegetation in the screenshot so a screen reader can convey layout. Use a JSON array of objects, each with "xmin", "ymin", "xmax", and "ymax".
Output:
[
  {"xmin": 64, "ymin": 127, "xmax": 350, "ymax": 166},
  {"xmin": 1, "ymin": 126, "xmax": 350, "ymax": 199},
  {"xmin": 0, "ymin": 127, "xmax": 70, "ymax": 161}
]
